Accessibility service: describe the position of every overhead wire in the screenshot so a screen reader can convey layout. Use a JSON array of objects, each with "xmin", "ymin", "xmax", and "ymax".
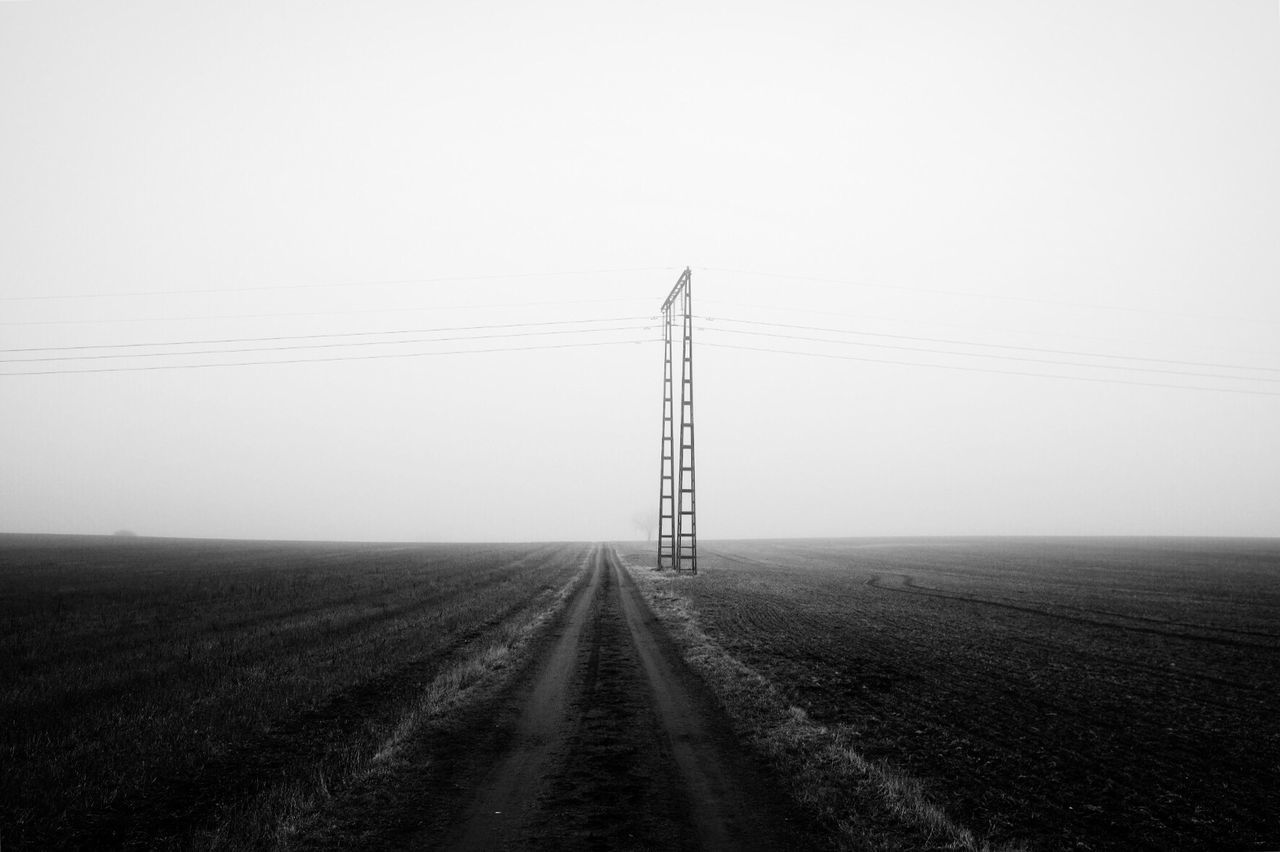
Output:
[
  {"xmin": 0, "ymin": 266, "xmax": 678, "ymax": 302},
  {"xmin": 698, "ymin": 297, "xmax": 1280, "ymax": 361},
  {"xmin": 0, "ymin": 337, "xmax": 661, "ymax": 377},
  {"xmin": 0, "ymin": 324, "xmax": 656, "ymax": 364},
  {"xmin": 0, "ymin": 316, "xmax": 657, "ymax": 354},
  {"xmin": 700, "ymin": 266, "xmax": 1280, "ymax": 327},
  {"xmin": 695, "ymin": 325, "xmax": 1280, "ymax": 384},
  {"xmin": 696, "ymin": 313, "xmax": 1280, "ymax": 373},
  {"xmin": 8, "ymin": 314, "xmax": 1277, "ymax": 396},
  {"xmin": 699, "ymin": 341, "xmax": 1280, "ymax": 398},
  {"xmin": 6, "ymin": 268, "xmax": 1277, "ymax": 396},
  {"xmin": 0, "ymin": 296, "xmax": 654, "ymax": 327}
]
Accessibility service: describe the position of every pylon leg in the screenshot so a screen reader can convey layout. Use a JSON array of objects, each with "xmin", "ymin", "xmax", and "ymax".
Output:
[
  {"xmin": 657, "ymin": 306, "xmax": 676, "ymax": 570},
  {"xmin": 676, "ymin": 275, "xmax": 697, "ymax": 574}
]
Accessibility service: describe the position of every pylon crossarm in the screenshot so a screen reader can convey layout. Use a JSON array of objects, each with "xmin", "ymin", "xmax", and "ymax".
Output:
[{"xmin": 661, "ymin": 267, "xmax": 692, "ymax": 312}]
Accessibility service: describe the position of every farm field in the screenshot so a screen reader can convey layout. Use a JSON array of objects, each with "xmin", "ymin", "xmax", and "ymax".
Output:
[
  {"xmin": 0, "ymin": 534, "xmax": 592, "ymax": 849},
  {"xmin": 620, "ymin": 537, "xmax": 1280, "ymax": 851},
  {"xmin": 6, "ymin": 534, "xmax": 1279, "ymax": 851},
  {"xmin": 2, "ymin": 537, "xmax": 814, "ymax": 852}
]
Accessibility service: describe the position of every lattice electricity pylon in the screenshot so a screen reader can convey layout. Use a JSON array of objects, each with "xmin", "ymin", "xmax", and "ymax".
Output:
[{"xmin": 657, "ymin": 267, "xmax": 697, "ymax": 574}]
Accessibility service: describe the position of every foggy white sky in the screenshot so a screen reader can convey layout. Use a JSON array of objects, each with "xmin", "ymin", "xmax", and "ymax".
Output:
[{"xmin": 2, "ymin": 1, "xmax": 1278, "ymax": 541}]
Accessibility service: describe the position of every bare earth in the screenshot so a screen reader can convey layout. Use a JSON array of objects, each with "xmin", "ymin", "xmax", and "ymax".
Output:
[
  {"xmin": 298, "ymin": 545, "xmax": 818, "ymax": 851},
  {"xmin": 10, "ymin": 536, "xmax": 1274, "ymax": 848}
]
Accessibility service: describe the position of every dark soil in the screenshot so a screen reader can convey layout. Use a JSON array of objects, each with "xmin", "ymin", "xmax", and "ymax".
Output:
[
  {"xmin": 297, "ymin": 547, "xmax": 822, "ymax": 851},
  {"xmin": 0, "ymin": 535, "xmax": 586, "ymax": 850},
  {"xmin": 682, "ymin": 537, "xmax": 1280, "ymax": 852}
]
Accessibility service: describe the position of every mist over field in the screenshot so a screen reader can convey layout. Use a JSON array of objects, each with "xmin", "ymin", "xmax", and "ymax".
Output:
[{"xmin": 2, "ymin": 1, "xmax": 1278, "ymax": 542}]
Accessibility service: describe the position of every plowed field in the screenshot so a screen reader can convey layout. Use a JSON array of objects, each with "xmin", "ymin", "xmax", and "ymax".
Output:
[
  {"xmin": 645, "ymin": 537, "xmax": 1280, "ymax": 851},
  {"xmin": 7, "ymin": 535, "xmax": 1277, "ymax": 850},
  {"xmin": 0, "ymin": 535, "xmax": 592, "ymax": 848},
  {"xmin": 1, "ymin": 537, "xmax": 816, "ymax": 851}
]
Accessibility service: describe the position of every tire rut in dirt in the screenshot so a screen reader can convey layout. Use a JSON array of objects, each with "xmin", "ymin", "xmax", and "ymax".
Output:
[
  {"xmin": 610, "ymin": 552, "xmax": 826, "ymax": 852},
  {"xmin": 515, "ymin": 553, "xmax": 694, "ymax": 850},
  {"xmin": 442, "ymin": 547, "xmax": 820, "ymax": 851},
  {"xmin": 293, "ymin": 552, "xmax": 602, "ymax": 850},
  {"xmin": 302, "ymin": 546, "xmax": 819, "ymax": 851}
]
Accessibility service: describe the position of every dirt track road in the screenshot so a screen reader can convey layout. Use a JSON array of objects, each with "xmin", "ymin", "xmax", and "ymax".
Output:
[
  {"xmin": 301, "ymin": 545, "xmax": 813, "ymax": 850},
  {"xmin": 442, "ymin": 546, "xmax": 810, "ymax": 850}
]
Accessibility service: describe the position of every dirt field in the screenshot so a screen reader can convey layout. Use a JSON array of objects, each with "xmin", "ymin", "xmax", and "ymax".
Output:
[
  {"xmin": 5, "ymin": 534, "xmax": 1278, "ymax": 850},
  {"xmin": 2, "ymin": 537, "xmax": 816, "ymax": 851},
  {"xmin": 618, "ymin": 537, "xmax": 1280, "ymax": 851},
  {"xmin": 291, "ymin": 545, "xmax": 816, "ymax": 850},
  {"xmin": 0, "ymin": 535, "xmax": 593, "ymax": 849}
]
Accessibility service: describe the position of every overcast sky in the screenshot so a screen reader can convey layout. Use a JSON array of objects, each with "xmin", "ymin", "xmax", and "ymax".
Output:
[{"xmin": 2, "ymin": 1, "xmax": 1278, "ymax": 542}]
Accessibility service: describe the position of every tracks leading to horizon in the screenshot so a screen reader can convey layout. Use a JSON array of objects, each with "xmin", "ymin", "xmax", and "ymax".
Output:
[
  {"xmin": 300, "ymin": 545, "xmax": 812, "ymax": 851},
  {"xmin": 446, "ymin": 546, "xmax": 807, "ymax": 851}
]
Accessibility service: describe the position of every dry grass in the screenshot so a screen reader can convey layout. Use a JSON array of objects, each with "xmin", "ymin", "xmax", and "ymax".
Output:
[
  {"xmin": 369, "ymin": 551, "xmax": 589, "ymax": 767},
  {"xmin": 619, "ymin": 551, "xmax": 1019, "ymax": 852},
  {"xmin": 245, "ymin": 549, "xmax": 594, "ymax": 850}
]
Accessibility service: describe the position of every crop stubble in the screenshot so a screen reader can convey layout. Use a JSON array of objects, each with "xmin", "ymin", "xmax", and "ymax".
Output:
[
  {"xmin": 0, "ymin": 534, "xmax": 591, "ymax": 849},
  {"xmin": 7, "ymin": 535, "xmax": 1277, "ymax": 851},
  {"xmin": 624, "ymin": 537, "xmax": 1280, "ymax": 851}
]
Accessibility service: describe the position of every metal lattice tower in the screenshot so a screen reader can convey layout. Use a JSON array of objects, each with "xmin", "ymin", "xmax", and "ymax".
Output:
[{"xmin": 658, "ymin": 268, "xmax": 696, "ymax": 573}]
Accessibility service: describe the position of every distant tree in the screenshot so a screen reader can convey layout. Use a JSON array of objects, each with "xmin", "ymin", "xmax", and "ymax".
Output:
[
  {"xmin": 112, "ymin": 529, "xmax": 138, "ymax": 537},
  {"xmin": 631, "ymin": 510, "xmax": 658, "ymax": 542}
]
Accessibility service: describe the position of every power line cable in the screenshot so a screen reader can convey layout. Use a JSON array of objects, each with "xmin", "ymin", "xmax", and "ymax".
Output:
[
  {"xmin": 700, "ymin": 266, "xmax": 1280, "ymax": 327},
  {"xmin": 0, "ymin": 296, "xmax": 653, "ymax": 327},
  {"xmin": 0, "ymin": 267, "xmax": 677, "ymax": 302},
  {"xmin": 695, "ymin": 326, "xmax": 1280, "ymax": 385},
  {"xmin": 0, "ymin": 316, "xmax": 656, "ymax": 354},
  {"xmin": 700, "ymin": 341, "xmax": 1280, "ymax": 398},
  {"xmin": 10, "ymin": 325, "xmax": 1276, "ymax": 396},
  {"xmin": 0, "ymin": 324, "xmax": 656, "ymax": 364},
  {"xmin": 699, "ymin": 297, "xmax": 1280, "ymax": 361},
  {"xmin": 698, "ymin": 316, "xmax": 1280, "ymax": 374},
  {"xmin": 0, "ymin": 337, "xmax": 660, "ymax": 377}
]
